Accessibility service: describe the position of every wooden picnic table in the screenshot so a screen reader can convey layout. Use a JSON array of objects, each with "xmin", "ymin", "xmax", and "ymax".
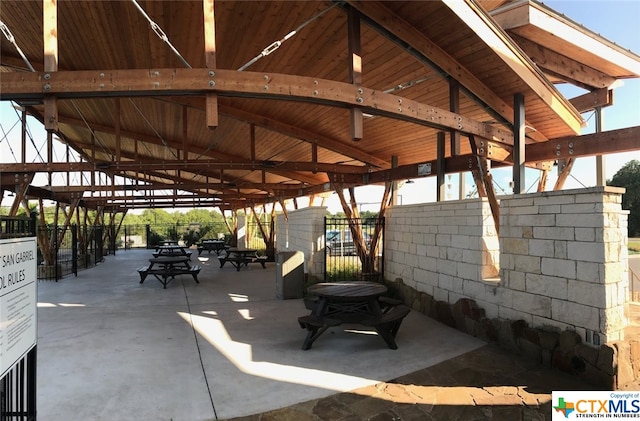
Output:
[
  {"xmin": 197, "ymin": 240, "xmax": 229, "ymax": 256},
  {"xmin": 137, "ymin": 256, "xmax": 201, "ymax": 289},
  {"xmin": 299, "ymin": 282, "xmax": 410, "ymax": 350},
  {"xmin": 152, "ymin": 245, "xmax": 193, "ymax": 259},
  {"xmin": 218, "ymin": 248, "xmax": 267, "ymax": 271}
]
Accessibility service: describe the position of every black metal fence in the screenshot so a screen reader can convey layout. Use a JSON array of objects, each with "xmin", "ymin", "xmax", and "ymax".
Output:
[
  {"xmin": 0, "ymin": 215, "xmax": 37, "ymax": 421},
  {"xmin": 36, "ymin": 224, "xmax": 106, "ymax": 281},
  {"xmin": 324, "ymin": 217, "xmax": 384, "ymax": 282},
  {"xmin": 137, "ymin": 222, "xmax": 231, "ymax": 249}
]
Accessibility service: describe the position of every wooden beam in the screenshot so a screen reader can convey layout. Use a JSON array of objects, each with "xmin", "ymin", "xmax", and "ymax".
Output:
[
  {"xmin": 570, "ymin": 88, "xmax": 613, "ymax": 113},
  {"xmin": 348, "ymin": 6, "xmax": 363, "ymax": 141},
  {"xmin": 509, "ymin": 35, "xmax": 617, "ymax": 89},
  {"xmin": 554, "ymin": 158, "xmax": 575, "ymax": 190},
  {"xmin": 0, "ymin": 69, "xmax": 515, "ymax": 144},
  {"xmin": 220, "ymin": 104, "xmax": 388, "ymax": 168},
  {"xmin": 494, "ymin": 1, "xmax": 640, "ymax": 78},
  {"xmin": 0, "ymin": 159, "xmax": 368, "ymax": 174},
  {"xmin": 441, "ymin": 0, "xmax": 582, "ymax": 134},
  {"xmin": 203, "ymin": 0, "xmax": 218, "ymax": 128},
  {"xmin": 526, "ymin": 126, "xmax": 640, "ymax": 162},
  {"xmin": 345, "ymin": 0, "xmax": 548, "ymax": 142},
  {"xmin": 182, "ymin": 105, "xmax": 188, "ymax": 163},
  {"xmin": 43, "ymin": 0, "xmax": 58, "ymax": 131},
  {"xmin": 250, "ymin": 124, "xmax": 256, "ymax": 161},
  {"xmin": 114, "ymin": 98, "xmax": 121, "ymax": 162}
]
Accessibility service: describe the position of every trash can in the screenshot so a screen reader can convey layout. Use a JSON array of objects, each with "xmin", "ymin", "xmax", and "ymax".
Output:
[{"xmin": 276, "ymin": 251, "xmax": 305, "ymax": 299}]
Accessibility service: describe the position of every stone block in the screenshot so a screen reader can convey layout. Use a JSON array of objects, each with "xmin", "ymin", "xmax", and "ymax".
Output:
[
  {"xmin": 600, "ymin": 306, "xmax": 626, "ymax": 336},
  {"xmin": 528, "ymin": 239, "xmax": 554, "ymax": 257},
  {"xmin": 505, "ymin": 270, "xmax": 525, "ymax": 291},
  {"xmin": 568, "ymin": 241, "xmax": 605, "ymax": 263},
  {"xmin": 462, "ymin": 279, "xmax": 485, "ymax": 301},
  {"xmin": 554, "ymin": 240, "xmax": 568, "ymax": 259},
  {"xmin": 510, "ymin": 290, "xmax": 552, "ymax": 318},
  {"xmin": 525, "ymin": 273, "xmax": 568, "ymax": 300},
  {"xmin": 502, "ymin": 237, "xmax": 529, "ymax": 255},
  {"xmin": 533, "ymin": 227, "xmax": 574, "ymax": 241},
  {"xmin": 517, "ymin": 336, "xmax": 542, "ymax": 363},
  {"xmin": 517, "ymin": 214, "xmax": 556, "ymax": 227},
  {"xmin": 575, "ymin": 228, "xmax": 596, "ymax": 242},
  {"xmin": 541, "ymin": 258, "xmax": 575, "ymax": 279},
  {"xmin": 576, "ymin": 261, "xmax": 603, "ymax": 284},
  {"xmin": 551, "ymin": 299, "xmax": 599, "ymax": 331},
  {"xmin": 595, "ymin": 344, "xmax": 616, "ymax": 378},
  {"xmin": 614, "ymin": 341, "xmax": 635, "ymax": 388},
  {"xmin": 567, "ymin": 280, "xmax": 606, "ymax": 308},
  {"xmin": 557, "ymin": 213, "xmax": 603, "ymax": 228},
  {"xmin": 457, "ymin": 262, "xmax": 479, "ymax": 281},
  {"xmin": 630, "ymin": 341, "xmax": 640, "ymax": 380},
  {"xmin": 514, "ymin": 255, "xmax": 541, "ymax": 274},
  {"xmin": 575, "ymin": 343, "xmax": 599, "ymax": 365}
]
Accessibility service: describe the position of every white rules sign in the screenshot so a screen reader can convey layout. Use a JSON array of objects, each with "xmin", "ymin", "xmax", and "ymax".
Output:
[{"xmin": 0, "ymin": 237, "xmax": 37, "ymax": 379}]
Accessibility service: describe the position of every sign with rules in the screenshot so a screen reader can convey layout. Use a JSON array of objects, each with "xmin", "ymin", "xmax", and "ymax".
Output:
[{"xmin": 0, "ymin": 237, "xmax": 37, "ymax": 379}]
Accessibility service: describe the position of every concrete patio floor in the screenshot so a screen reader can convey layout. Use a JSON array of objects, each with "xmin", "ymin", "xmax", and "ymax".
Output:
[{"xmin": 36, "ymin": 248, "xmax": 598, "ymax": 420}]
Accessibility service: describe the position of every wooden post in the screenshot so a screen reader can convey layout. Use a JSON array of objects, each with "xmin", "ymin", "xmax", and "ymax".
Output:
[
  {"xmin": 348, "ymin": 6, "xmax": 363, "ymax": 141},
  {"xmin": 203, "ymin": 0, "xmax": 218, "ymax": 128},
  {"xmin": 43, "ymin": 0, "xmax": 58, "ymax": 131}
]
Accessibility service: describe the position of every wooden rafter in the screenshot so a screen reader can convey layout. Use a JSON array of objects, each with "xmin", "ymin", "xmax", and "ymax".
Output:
[
  {"xmin": 442, "ymin": 0, "xmax": 583, "ymax": 134},
  {"xmin": 345, "ymin": 0, "xmax": 549, "ymax": 142},
  {"xmin": 0, "ymin": 69, "xmax": 515, "ymax": 144}
]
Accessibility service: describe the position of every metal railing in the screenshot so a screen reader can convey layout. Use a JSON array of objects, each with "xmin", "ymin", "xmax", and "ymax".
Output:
[
  {"xmin": 36, "ymin": 224, "xmax": 105, "ymax": 281},
  {"xmin": 324, "ymin": 217, "xmax": 384, "ymax": 282}
]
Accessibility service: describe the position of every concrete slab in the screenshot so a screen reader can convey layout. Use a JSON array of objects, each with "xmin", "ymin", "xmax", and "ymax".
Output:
[{"xmin": 36, "ymin": 249, "xmax": 485, "ymax": 420}]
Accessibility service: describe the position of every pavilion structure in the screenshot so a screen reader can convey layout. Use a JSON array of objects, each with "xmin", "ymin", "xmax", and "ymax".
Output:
[
  {"xmin": 0, "ymin": 0, "xmax": 638, "ymax": 223},
  {"xmin": 2, "ymin": 0, "xmax": 640, "ymax": 389}
]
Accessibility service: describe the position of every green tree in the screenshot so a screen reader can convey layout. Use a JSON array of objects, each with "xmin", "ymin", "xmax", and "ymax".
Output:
[{"xmin": 608, "ymin": 160, "xmax": 640, "ymax": 237}]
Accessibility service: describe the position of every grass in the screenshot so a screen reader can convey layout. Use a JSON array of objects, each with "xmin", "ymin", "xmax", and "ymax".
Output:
[{"xmin": 630, "ymin": 238, "xmax": 640, "ymax": 255}]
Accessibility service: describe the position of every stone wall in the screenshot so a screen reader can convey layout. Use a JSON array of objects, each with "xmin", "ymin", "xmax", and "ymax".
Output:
[
  {"xmin": 275, "ymin": 207, "xmax": 326, "ymax": 279},
  {"xmin": 387, "ymin": 278, "xmax": 639, "ymax": 389},
  {"xmin": 385, "ymin": 187, "xmax": 628, "ymax": 345},
  {"xmin": 381, "ymin": 186, "xmax": 637, "ymax": 389},
  {"xmin": 385, "ymin": 198, "xmax": 500, "ymax": 313},
  {"xmin": 499, "ymin": 186, "xmax": 628, "ymax": 345}
]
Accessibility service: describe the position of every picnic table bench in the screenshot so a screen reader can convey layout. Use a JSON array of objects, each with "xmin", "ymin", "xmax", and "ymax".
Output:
[
  {"xmin": 137, "ymin": 256, "xmax": 201, "ymax": 289},
  {"xmin": 197, "ymin": 240, "xmax": 229, "ymax": 256},
  {"xmin": 298, "ymin": 282, "xmax": 410, "ymax": 350},
  {"xmin": 218, "ymin": 249, "xmax": 267, "ymax": 271}
]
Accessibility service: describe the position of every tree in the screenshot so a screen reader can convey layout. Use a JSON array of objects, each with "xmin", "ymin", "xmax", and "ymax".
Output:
[{"xmin": 608, "ymin": 160, "xmax": 640, "ymax": 237}]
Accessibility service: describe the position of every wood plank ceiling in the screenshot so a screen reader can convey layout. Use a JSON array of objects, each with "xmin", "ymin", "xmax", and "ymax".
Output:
[{"xmin": 0, "ymin": 0, "xmax": 638, "ymax": 211}]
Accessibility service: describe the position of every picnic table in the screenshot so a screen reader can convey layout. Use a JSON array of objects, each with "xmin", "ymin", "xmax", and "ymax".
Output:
[
  {"xmin": 218, "ymin": 248, "xmax": 267, "ymax": 271},
  {"xmin": 152, "ymin": 245, "xmax": 193, "ymax": 259},
  {"xmin": 197, "ymin": 240, "xmax": 229, "ymax": 256},
  {"xmin": 298, "ymin": 282, "xmax": 410, "ymax": 350},
  {"xmin": 137, "ymin": 256, "xmax": 201, "ymax": 289}
]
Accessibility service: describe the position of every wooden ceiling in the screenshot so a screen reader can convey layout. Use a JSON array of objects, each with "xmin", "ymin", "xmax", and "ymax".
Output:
[{"xmin": 1, "ymin": 0, "xmax": 639, "ymax": 211}]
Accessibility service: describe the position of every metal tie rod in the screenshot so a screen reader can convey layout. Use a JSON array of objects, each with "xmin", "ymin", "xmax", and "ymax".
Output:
[
  {"xmin": 238, "ymin": 3, "xmax": 339, "ymax": 71},
  {"xmin": 130, "ymin": 0, "xmax": 192, "ymax": 69},
  {"xmin": 1, "ymin": 21, "xmax": 36, "ymax": 72}
]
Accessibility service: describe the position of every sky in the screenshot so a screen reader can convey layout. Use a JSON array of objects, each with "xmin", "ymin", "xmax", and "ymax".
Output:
[{"xmin": 1, "ymin": 0, "xmax": 639, "ymax": 214}]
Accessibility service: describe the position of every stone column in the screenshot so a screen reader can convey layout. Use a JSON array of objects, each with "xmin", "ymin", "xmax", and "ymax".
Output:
[{"xmin": 276, "ymin": 207, "xmax": 327, "ymax": 280}]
